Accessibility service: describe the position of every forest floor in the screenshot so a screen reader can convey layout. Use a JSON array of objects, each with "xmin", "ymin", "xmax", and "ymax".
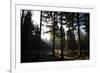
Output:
[{"xmin": 21, "ymin": 39, "xmax": 89, "ymax": 63}]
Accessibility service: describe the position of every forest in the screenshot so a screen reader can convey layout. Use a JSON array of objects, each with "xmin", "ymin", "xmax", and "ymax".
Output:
[{"xmin": 21, "ymin": 10, "xmax": 89, "ymax": 63}]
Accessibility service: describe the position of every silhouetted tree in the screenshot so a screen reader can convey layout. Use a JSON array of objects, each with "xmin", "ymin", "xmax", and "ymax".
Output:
[
  {"xmin": 77, "ymin": 13, "xmax": 81, "ymax": 56},
  {"xmin": 79, "ymin": 13, "xmax": 89, "ymax": 57}
]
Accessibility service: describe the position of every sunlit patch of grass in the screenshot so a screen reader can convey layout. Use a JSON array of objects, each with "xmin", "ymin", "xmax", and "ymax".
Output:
[
  {"xmin": 48, "ymin": 52, "xmax": 52, "ymax": 55},
  {"xmin": 55, "ymin": 49, "xmax": 61, "ymax": 56},
  {"xmin": 48, "ymin": 49, "xmax": 61, "ymax": 58},
  {"xmin": 48, "ymin": 49, "xmax": 89, "ymax": 60},
  {"xmin": 64, "ymin": 56, "xmax": 74, "ymax": 59}
]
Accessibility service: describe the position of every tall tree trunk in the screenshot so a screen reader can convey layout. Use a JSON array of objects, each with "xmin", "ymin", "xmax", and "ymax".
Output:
[
  {"xmin": 60, "ymin": 12, "xmax": 64, "ymax": 59},
  {"xmin": 71, "ymin": 13, "xmax": 75, "ymax": 52},
  {"xmin": 87, "ymin": 13, "xmax": 89, "ymax": 58},
  {"xmin": 52, "ymin": 12, "xmax": 55, "ymax": 56},
  {"xmin": 85, "ymin": 13, "xmax": 89, "ymax": 58},
  {"xmin": 21, "ymin": 10, "xmax": 24, "ymax": 62},
  {"xmin": 37, "ymin": 11, "xmax": 42, "ymax": 61},
  {"xmin": 77, "ymin": 13, "xmax": 81, "ymax": 56}
]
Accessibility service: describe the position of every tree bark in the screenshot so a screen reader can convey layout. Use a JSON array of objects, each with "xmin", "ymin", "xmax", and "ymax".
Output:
[
  {"xmin": 52, "ymin": 12, "xmax": 56, "ymax": 56},
  {"xmin": 77, "ymin": 13, "xmax": 81, "ymax": 56},
  {"xmin": 60, "ymin": 12, "xmax": 64, "ymax": 59}
]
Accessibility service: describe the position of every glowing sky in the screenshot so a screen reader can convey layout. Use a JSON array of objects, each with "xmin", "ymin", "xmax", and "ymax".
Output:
[{"xmin": 31, "ymin": 11, "xmax": 86, "ymax": 41}]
